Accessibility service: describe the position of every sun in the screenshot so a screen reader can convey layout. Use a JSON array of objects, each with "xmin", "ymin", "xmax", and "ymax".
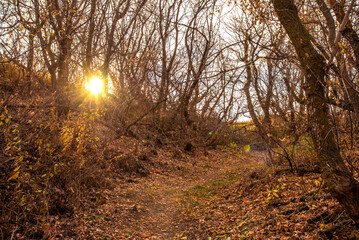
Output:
[{"xmin": 86, "ymin": 76, "xmax": 103, "ymax": 95}]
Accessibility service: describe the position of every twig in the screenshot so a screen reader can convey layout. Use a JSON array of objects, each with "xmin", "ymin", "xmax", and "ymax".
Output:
[{"xmin": 10, "ymin": 226, "xmax": 18, "ymax": 240}]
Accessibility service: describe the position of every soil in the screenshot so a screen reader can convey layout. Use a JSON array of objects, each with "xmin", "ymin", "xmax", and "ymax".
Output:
[{"xmin": 57, "ymin": 147, "xmax": 358, "ymax": 239}]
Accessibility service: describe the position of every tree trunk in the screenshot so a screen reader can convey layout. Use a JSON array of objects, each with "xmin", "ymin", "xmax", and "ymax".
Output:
[
  {"xmin": 328, "ymin": 0, "xmax": 359, "ymax": 71},
  {"xmin": 273, "ymin": 0, "xmax": 359, "ymax": 223},
  {"xmin": 26, "ymin": 32, "xmax": 34, "ymax": 96},
  {"xmin": 318, "ymin": 0, "xmax": 359, "ymax": 125},
  {"xmin": 84, "ymin": 0, "xmax": 97, "ymax": 80},
  {"xmin": 103, "ymin": 0, "xmax": 131, "ymax": 94},
  {"xmin": 56, "ymin": 37, "xmax": 71, "ymax": 117}
]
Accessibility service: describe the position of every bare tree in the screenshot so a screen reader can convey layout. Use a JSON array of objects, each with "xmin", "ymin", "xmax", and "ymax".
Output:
[{"xmin": 272, "ymin": 0, "xmax": 359, "ymax": 223}]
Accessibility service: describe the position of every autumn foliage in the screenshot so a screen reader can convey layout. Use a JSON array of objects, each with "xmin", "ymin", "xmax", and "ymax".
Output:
[{"xmin": 1, "ymin": 0, "xmax": 359, "ymax": 239}]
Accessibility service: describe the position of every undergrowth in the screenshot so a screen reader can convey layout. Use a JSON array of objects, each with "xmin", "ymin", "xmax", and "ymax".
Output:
[{"xmin": 0, "ymin": 97, "xmax": 110, "ymax": 238}]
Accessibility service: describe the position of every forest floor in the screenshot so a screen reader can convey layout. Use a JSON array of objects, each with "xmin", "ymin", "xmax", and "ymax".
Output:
[{"xmin": 56, "ymin": 143, "xmax": 358, "ymax": 240}]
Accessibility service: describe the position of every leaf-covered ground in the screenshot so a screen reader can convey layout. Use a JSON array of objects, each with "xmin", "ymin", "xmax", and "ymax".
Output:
[{"xmin": 55, "ymin": 143, "xmax": 358, "ymax": 239}]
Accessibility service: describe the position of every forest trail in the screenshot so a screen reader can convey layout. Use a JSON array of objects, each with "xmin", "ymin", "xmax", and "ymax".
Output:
[
  {"xmin": 135, "ymin": 150, "xmax": 262, "ymax": 239},
  {"xmin": 68, "ymin": 149, "xmax": 265, "ymax": 239},
  {"xmin": 65, "ymin": 146, "xmax": 354, "ymax": 240}
]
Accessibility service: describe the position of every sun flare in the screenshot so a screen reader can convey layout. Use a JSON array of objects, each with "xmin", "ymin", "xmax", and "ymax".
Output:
[{"xmin": 86, "ymin": 77, "xmax": 103, "ymax": 95}]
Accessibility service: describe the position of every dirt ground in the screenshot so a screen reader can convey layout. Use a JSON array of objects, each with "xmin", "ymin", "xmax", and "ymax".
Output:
[{"xmin": 56, "ymin": 147, "xmax": 358, "ymax": 239}]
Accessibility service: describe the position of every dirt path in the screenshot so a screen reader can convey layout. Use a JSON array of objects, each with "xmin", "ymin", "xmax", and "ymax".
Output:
[
  {"xmin": 138, "ymin": 151, "xmax": 264, "ymax": 239},
  {"xmin": 69, "ymin": 149, "xmax": 264, "ymax": 239},
  {"xmin": 60, "ymin": 147, "xmax": 358, "ymax": 240}
]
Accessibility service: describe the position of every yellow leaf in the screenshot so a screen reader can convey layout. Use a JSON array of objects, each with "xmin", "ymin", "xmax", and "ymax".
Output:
[
  {"xmin": 8, "ymin": 171, "xmax": 19, "ymax": 181},
  {"xmin": 13, "ymin": 166, "xmax": 20, "ymax": 172},
  {"xmin": 338, "ymin": 42, "xmax": 347, "ymax": 52},
  {"xmin": 238, "ymin": 221, "xmax": 246, "ymax": 227},
  {"xmin": 315, "ymin": 177, "xmax": 323, "ymax": 187},
  {"xmin": 244, "ymin": 145, "xmax": 251, "ymax": 152}
]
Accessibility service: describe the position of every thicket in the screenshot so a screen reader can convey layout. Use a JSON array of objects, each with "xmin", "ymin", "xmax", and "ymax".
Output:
[{"xmin": 0, "ymin": 63, "xmax": 236, "ymax": 238}]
